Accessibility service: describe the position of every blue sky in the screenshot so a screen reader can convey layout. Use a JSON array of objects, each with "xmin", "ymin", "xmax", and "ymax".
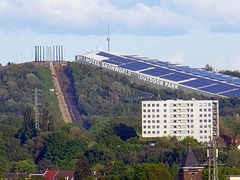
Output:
[{"xmin": 1, "ymin": 0, "xmax": 240, "ymax": 70}]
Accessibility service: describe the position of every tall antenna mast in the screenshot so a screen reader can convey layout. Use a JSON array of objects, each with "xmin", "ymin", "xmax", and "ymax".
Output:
[{"xmin": 107, "ymin": 24, "xmax": 110, "ymax": 52}]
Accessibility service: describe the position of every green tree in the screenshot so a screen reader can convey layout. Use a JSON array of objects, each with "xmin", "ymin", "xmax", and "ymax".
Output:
[
  {"xmin": 17, "ymin": 106, "xmax": 37, "ymax": 144},
  {"xmin": 44, "ymin": 131, "xmax": 74, "ymax": 164},
  {"xmin": 75, "ymin": 155, "xmax": 91, "ymax": 180},
  {"xmin": 204, "ymin": 64, "xmax": 213, "ymax": 71},
  {"xmin": 14, "ymin": 160, "xmax": 36, "ymax": 173},
  {"xmin": 130, "ymin": 163, "xmax": 172, "ymax": 180}
]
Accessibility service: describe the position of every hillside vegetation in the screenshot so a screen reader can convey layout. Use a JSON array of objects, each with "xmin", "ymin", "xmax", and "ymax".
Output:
[{"xmin": 0, "ymin": 62, "xmax": 240, "ymax": 179}]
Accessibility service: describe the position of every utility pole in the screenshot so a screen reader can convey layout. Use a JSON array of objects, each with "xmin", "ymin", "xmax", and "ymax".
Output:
[{"xmin": 34, "ymin": 87, "xmax": 42, "ymax": 130}]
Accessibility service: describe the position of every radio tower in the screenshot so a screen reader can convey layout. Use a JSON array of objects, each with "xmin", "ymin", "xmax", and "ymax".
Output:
[{"xmin": 107, "ymin": 24, "xmax": 110, "ymax": 52}]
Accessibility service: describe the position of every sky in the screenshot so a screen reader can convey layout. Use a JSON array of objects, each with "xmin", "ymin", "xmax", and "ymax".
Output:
[{"xmin": 1, "ymin": 0, "xmax": 240, "ymax": 70}]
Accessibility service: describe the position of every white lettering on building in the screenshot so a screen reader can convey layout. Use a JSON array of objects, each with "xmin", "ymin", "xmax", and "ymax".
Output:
[{"xmin": 76, "ymin": 55, "xmax": 178, "ymax": 89}]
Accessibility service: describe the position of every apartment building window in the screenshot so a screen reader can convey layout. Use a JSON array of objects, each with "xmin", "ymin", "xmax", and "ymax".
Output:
[
  {"xmin": 164, "ymin": 109, "xmax": 167, "ymax": 112},
  {"xmin": 143, "ymin": 115, "xmax": 146, "ymax": 118},
  {"xmin": 190, "ymin": 103, "xmax": 193, "ymax": 106},
  {"xmin": 204, "ymin": 109, "xmax": 207, "ymax": 112},
  {"xmin": 191, "ymin": 109, "xmax": 193, "ymax": 112},
  {"xmin": 191, "ymin": 125, "xmax": 194, "ymax": 128},
  {"xmin": 148, "ymin": 120, "xmax": 151, "ymax": 123},
  {"xmin": 157, "ymin": 131, "xmax": 160, "ymax": 134},
  {"xmin": 164, "ymin": 104, "xmax": 167, "ymax": 107},
  {"xmin": 152, "ymin": 131, "xmax": 155, "ymax": 134},
  {"xmin": 164, "ymin": 120, "xmax": 167, "ymax": 123},
  {"xmin": 209, "ymin": 120, "xmax": 211, "ymax": 123},
  {"xmin": 152, "ymin": 104, "xmax": 155, "ymax": 107},
  {"xmin": 174, "ymin": 131, "xmax": 177, "ymax": 134},
  {"xmin": 200, "ymin": 125, "xmax": 202, "ymax": 128},
  {"xmin": 208, "ymin": 109, "xmax": 211, "ymax": 111},
  {"xmin": 191, "ymin": 120, "xmax": 194, "ymax": 123},
  {"xmin": 143, "ymin": 120, "xmax": 146, "ymax": 123},
  {"xmin": 208, "ymin": 114, "xmax": 211, "ymax": 117},
  {"xmin": 157, "ymin": 120, "xmax": 160, "ymax": 123},
  {"xmin": 156, "ymin": 115, "xmax": 159, "ymax": 118},
  {"xmin": 157, "ymin": 109, "xmax": 159, "ymax": 112},
  {"xmin": 152, "ymin": 115, "xmax": 155, "ymax": 118},
  {"xmin": 200, "ymin": 130, "xmax": 202, "ymax": 133},
  {"xmin": 143, "ymin": 104, "xmax": 146, "ymax": 107},
  {"xmin": 164, "ymin": 131, "xmax": 167, "ymax": 134},
  {"xmin": 156, "ymin": 104, "xmax": 159, "ymax": 107},
  {"xmin": 200, "ymin": 114, "xmax": 202, "ymax": 117},
  {"xmin": 152, "ymin": 120, "xmax": 155, "ymax": 123},
  {"xmin": 164, "ymin": 125, "xmax": 167, "ymax": 128},
  {"xmin": 174, "ymin": 126, "xmax": 177, "ymax": 128},
  {"xmin": 148, "ymin": 126, "xmax": 151, "ymax": 128},
  {"xmin": 143, "ymin": 126, "xmax": 146, "ymax": 129},
  {"xmin": 157, "ymin": 125, "xmax": 160, "ymax": 128},
  {"xmin": 143, "ymin": 109, "xmax": 146, "ymax": 112},
  {"xmin": 164, "ymin": 115, "xmax": 167, "ymax": 118},
  {"xmin": 204, "ymin": 130, "xmax": 207, "ymax": 133},
  {"xmin": 148, "ymin": 131, "xmax": 151, "ymax": 134},
  {"xmin": 199, "ymin": 120, "xmax": 202, "ymax": 123},
  {"xmin": 148, "ymin": 115, "xmax": 150, "ymax": 118},
  {"xmin": 200, "ymin": 109, "xmax": 202, "ymax": 112},
  {"xmin": 147, "ymin": 104, "xmax": 150, "ymax": 107},
  {"xmin": 152, "ymin": 125, "xmax": 155, "ymax": 129},
  {"xmin": 143, "ymin": 131, "xmax": 146, "ymax": 134}
]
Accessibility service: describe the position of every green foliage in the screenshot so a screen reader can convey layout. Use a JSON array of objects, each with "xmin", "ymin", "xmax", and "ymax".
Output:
[
  {"xmin": 44, "ymin": 131, "xmax": 75, "ymax": 165},
  {"xmin": 17, "ymin": 105, "xmax": 37, "ymax": 144},
  {"xmin": 75, "ymin": 155, "xmax": 91, "ymax": 180},
  {"xmin": 129, "ymin": 163, "xmax": 173, "ymax": 180},
  {"xmin": 13, "ymin": 160, "xmax": 36, "ymax": 173}
]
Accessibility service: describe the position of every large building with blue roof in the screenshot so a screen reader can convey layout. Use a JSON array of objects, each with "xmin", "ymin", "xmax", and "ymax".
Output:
[{"xmin": 75, "ymin": 51, "xmax": 240, "ymax": 98}]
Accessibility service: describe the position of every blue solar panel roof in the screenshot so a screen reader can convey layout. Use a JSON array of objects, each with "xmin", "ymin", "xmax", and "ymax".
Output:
[
  {"xmin": 92, "ymin": 52, "xmax": 240, "ymax": 97},
  {"xmin": 102, "ymin": 59, "xmax": 123, "ymax": 65},
  {"xmin": 97, "ymin": 52, "xmax": 116, "ymax": 58},
  {"xmin": 180, "ymin": 78, "xmax": 216, "ymax": 88},
  {"xmin": 162, "ymin": 72, "xmax": 195, "ymax": 82},
  {"xmin": 199, "ymin": 83, "xmax": 238, "ymax": 93},
  {"xmin": 119, "ymin": 62, "xmax": 154, "ymax": 71},
  {"xmin": 141, "ymin": 67, "xmax": 173, "ymax": 77},
  {"xmin": 220, "ymin": 89, "xmax": 240, "ymax": 97}
]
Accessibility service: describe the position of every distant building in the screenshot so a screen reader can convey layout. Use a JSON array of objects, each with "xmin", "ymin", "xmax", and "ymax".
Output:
[
  {"xmin": 179, "ymin": 146, "xmax": 203, "ymax": 180},
  {"xmin": 142, "ymin": 99, "xmax": 219, "ymax": 143},
  {"xmin": 226, "ymin": 175, "xmax": 240, "ymax": 180},
  {"xmin": 76, "ymin": 51, "xmax": 240, "ymax": 98}
]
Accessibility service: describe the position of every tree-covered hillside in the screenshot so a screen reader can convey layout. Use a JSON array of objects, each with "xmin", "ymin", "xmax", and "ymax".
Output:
[{"xmin": 1, "ymin": 62, "xmax": 240, "ymax": 180}]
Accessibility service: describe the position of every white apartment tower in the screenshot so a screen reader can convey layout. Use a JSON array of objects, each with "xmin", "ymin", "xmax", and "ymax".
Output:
[{"xmin": 142, "ymin": 99, "xmax": 219, "ymax": 143}]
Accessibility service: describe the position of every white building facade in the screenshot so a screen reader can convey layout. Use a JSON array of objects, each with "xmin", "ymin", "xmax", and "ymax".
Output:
[{"xmin": 142, "ymin": 99, "xmax": 219, "ymax": 143}]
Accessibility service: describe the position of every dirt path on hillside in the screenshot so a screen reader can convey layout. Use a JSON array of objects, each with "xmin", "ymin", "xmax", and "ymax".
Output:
[
  {"xmin": 49, "ymin": 61, "xmax": 72, "ymax": 123},
  {"xmin": 52, "ymin": 62, "xmax": 85, "ymax": 126}
]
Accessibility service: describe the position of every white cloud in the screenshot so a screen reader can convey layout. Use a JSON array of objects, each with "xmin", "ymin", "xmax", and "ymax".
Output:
[
  {"xmin": 170, "ymin": 0, "xmax": 240, "ymax": 28},
  {"xmin": 167, "ymin": 53, "xmax": 186, "ymax": 64},
  {"xmin": 1, "ymin": 0, "xmax": 240, "ymax": 34}
]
